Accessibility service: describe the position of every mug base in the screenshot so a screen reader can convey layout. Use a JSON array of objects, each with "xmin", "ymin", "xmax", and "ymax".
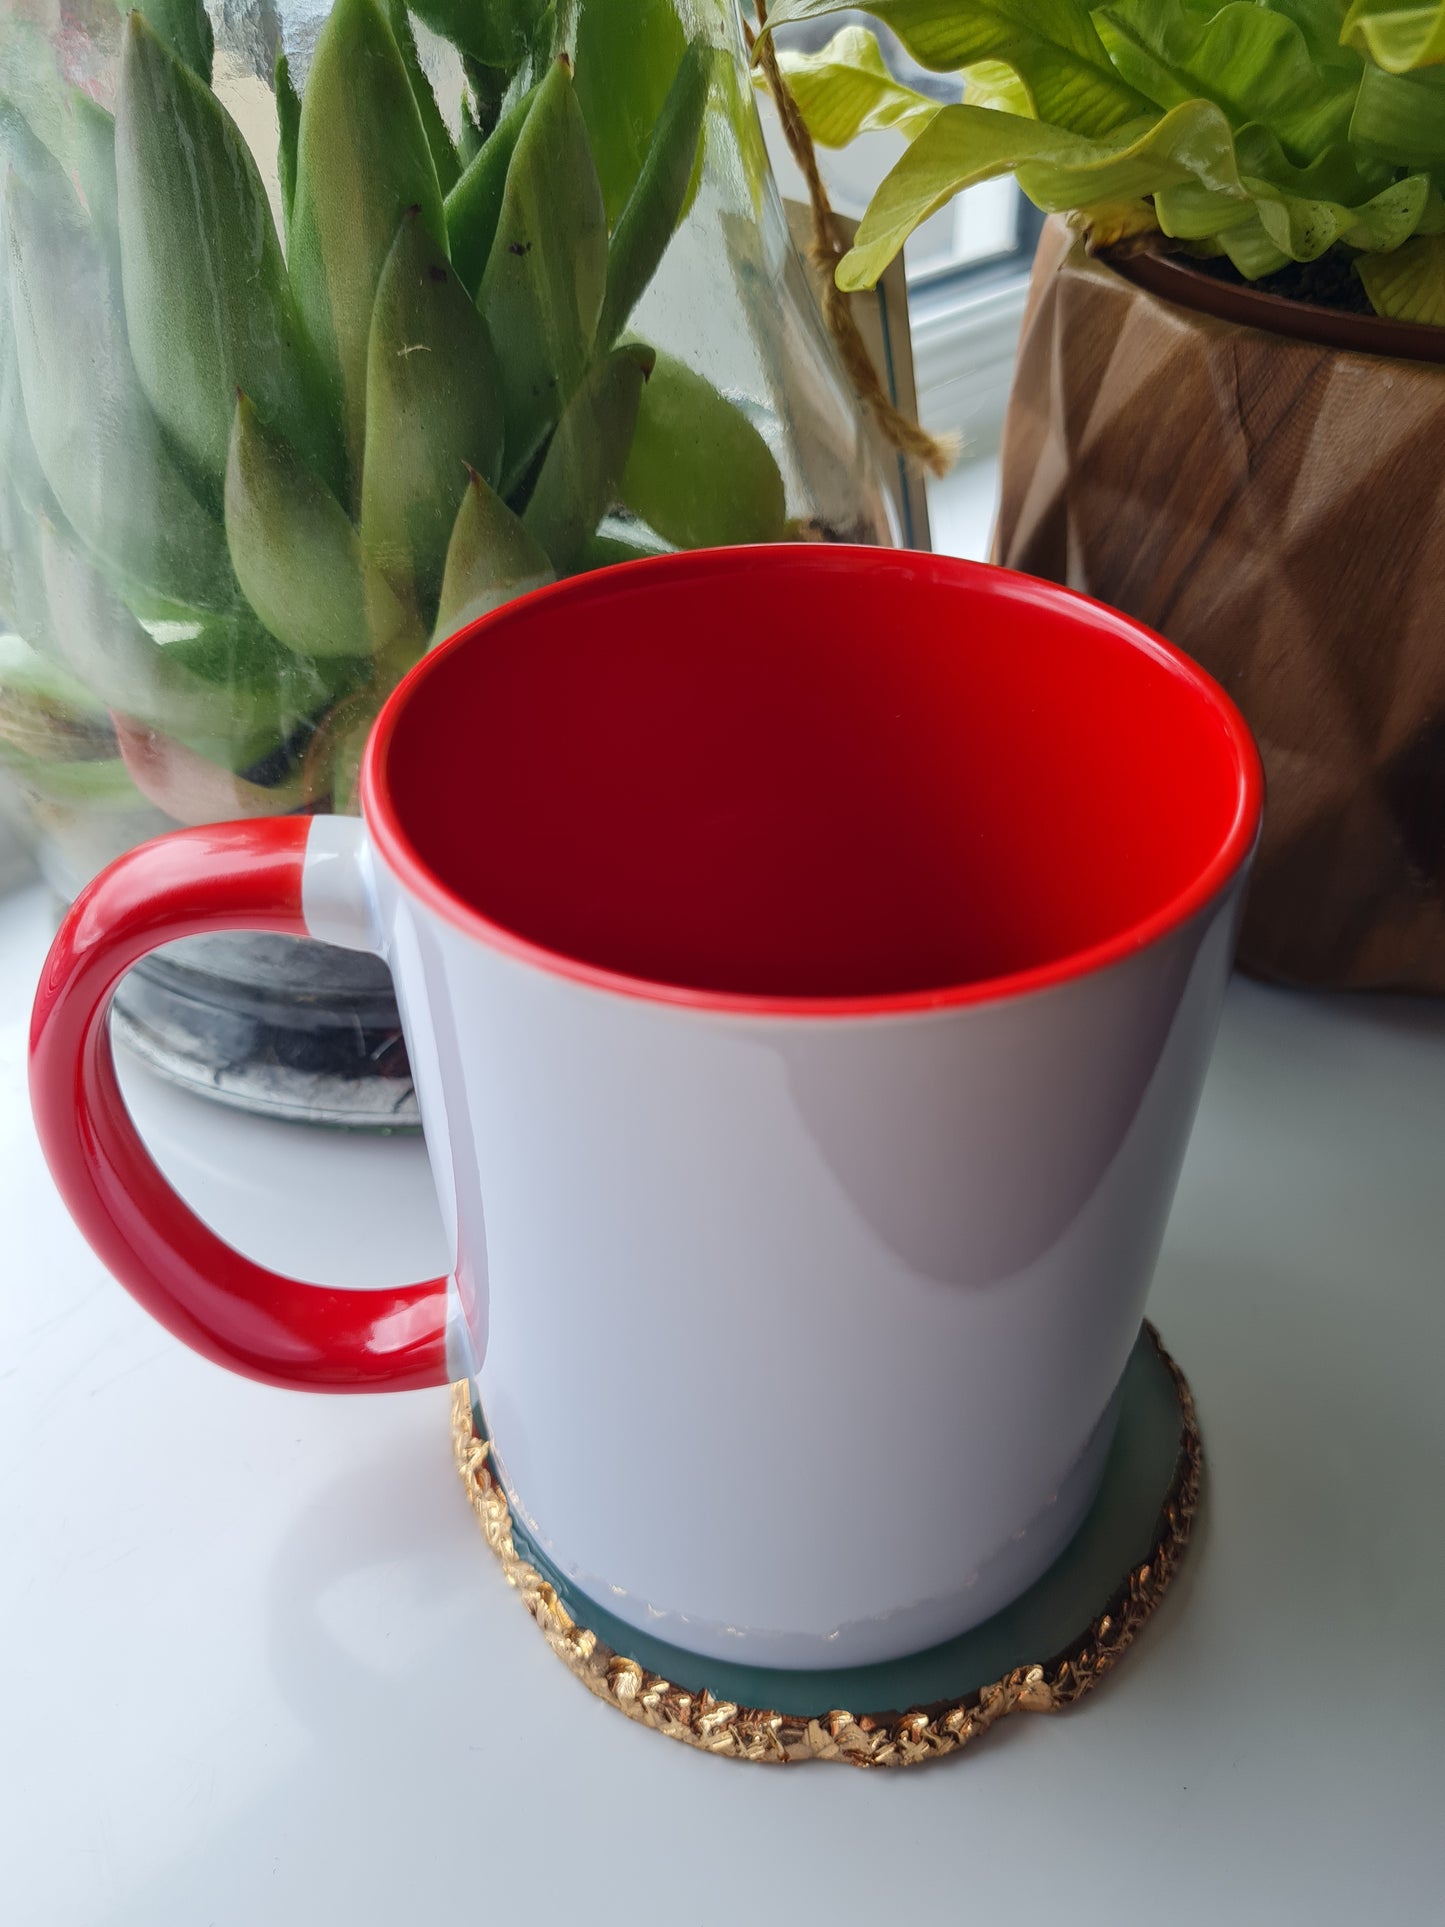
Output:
[{"xmin": 452, "ymin": 1322, "xmax": 1200, "ymax": 1767}]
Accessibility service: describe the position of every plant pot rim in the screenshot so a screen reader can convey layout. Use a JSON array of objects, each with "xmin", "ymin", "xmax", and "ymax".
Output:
[{"xmin": 1105, "ymin": 245, "xmax": 1445, "ymax": 364}]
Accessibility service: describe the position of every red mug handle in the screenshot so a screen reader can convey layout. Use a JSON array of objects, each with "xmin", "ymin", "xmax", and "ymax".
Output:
[{"xmin": 28, "ymin": 817, "xmax": 448, "ymax": 1392}]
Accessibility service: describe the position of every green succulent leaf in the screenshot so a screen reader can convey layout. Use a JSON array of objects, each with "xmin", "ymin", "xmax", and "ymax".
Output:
[
  {"xmin": 225, "ymin": 394, "xmax": 418, "ymax": 661},
  {"xmin": 1342, "ymin": 1, "xmax": 1445, "ymax": 74},
  {"xmin": 0, "ymin": 90, "xmax": 63, "ymax": 193},
  {"xmin": 168, "ymin": 619, "xmax": 362, "ymax": 775},
  {"xmin": 114, "ymin": 0, "xmax": 213, "ymax": 84},
  {"xmin": 445, "ymin": 81, "xmax": 539, "ymax": 296},
  {"xmin": 275, "ymin": 50, "xmax": 301, "ymax": 239},
  {"xmin": 578, "ymin": 530, "xmax": 668, "ymax": 569},
  {"xmin": 432, "ymin": 468, "xmax": 554, "ymax": 642},
  {"xmin": 774, "ymin": 27, "xmax": 943, "ymax": 148},
  {"xmin": 760, "ymin": 0, "xmax": 1152, "ymax": 136},
  {"xmin": 0, "ymin": 265, "xmax": 56, "ymax": 634},
  {"xmin": 162, "ymin": 616, "xmax": 354, "ymax": 704},
  {"xmin": 598, "ymin": 42, "xmax": 712, "ymax": 350},
  {"xmin": 113, "ymin": 715, "xmax": 311, "ymax": 823},
  {"xmin": 461, "ymin": 55, "xmax": 511, "ymax": 143},
  {"xmin": 0, "ymin": 479, "xmax": 58, "ymax": 658},
  {"xmin": 69, "ymin": 90, "xmax": 119, "ymax": 241},
  {"xmin": 409, "ymin": 0, "xmax": 548, "ymax": 72},
  {"xmin": 0, "ymin": 741, "xmax": 141, "ymax": 809},
  {"xmin": 619, "ymin": 349, "xmax": 786, "ymax": 549},
  {"xmin": 115, "ymin": 13, "xmax": 342, "ymax": 493},
  {"xmin": 0, "ymin": 701, "xmax": 113, "ymax": 773},
  {"xmin": 575, "ymin": 0, "xmax": 689, "ymax": 224},
  {"xmin": 479, "ymin": 58, "xmax": 608, "ymax": 490},
  {"xmin": 4, "ymin": 172, "xmax": 235, "ymax": 609},
  {"xmin": 1357, "ymin": 230, "xmax": 1445, "ymax": 317},
  {"xmin": 362, "ymin": 209, "xmax": 504, "ymax": 616},
  {"xmin": 288, "ymin": 0, "xmax": 445, "ymax": 494},
  {"xmin": 522, "ymin": 341, "xmax": 654, "ymax": 571},
  {"xmin": 0, "ymin": 260, "xmax": 51, "ymax": 518},
  {"xmin": 294, "ymin": 687, "xmax": 373, "ymax": 813},
  {"xmin": 388, "ymin": 0, "xmax": 462, "ymax": 195},
  {"xmin": 0, "ymin": 630, "xmax": 104, "ymax": 738},
  {"xmin": 523, "ymin": 3, "xmax": 564, "ymax": 91},
  {"xmin": 458, "ymin": 92, "xmax": 485, "ymax": 164},
  {"xmin": 0, "ymin": 26, "xmax": 73, "ymax": 177},
  {"xmin": 38, "ymin": 514, "xmax": 219, "ymax": 737},
  {"xmin": 36, "ymin": 513, "xmax": 329, "ymax": 753}
]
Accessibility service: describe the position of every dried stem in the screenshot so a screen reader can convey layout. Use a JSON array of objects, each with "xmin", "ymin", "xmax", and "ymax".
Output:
[{"xmin": 749, "ymin": 6, "xmax": 956, "ymax": 480}]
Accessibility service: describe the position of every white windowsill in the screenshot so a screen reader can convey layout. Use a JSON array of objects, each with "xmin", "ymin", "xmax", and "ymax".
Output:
[{"xmin": 3, "ymin": 873, "xmax": 1443, "ymax": 1922}]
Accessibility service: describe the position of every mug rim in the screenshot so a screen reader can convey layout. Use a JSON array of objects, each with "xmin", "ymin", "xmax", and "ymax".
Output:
[{"xmin": 360, "ymin": 547, "xmax": 1263, "ymax": 1020}]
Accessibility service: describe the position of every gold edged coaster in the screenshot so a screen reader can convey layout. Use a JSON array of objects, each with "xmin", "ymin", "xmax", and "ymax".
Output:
[{"xmin": 452, "ymin": 1322, "xmax": 1200, "ymax": 1768}]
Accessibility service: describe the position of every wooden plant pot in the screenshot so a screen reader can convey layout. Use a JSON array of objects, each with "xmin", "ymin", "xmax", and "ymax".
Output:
[{"xmin": 995, "ymin": 222, "xmax": 1445, "ymax": 995}]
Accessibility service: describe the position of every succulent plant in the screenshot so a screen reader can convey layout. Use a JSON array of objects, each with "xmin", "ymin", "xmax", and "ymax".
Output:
[
  {"xmin": 765, "ymin": 0, "xmax": 1445, "ymax": 323},
  {"xmin": 0, "ymin": 0, "xmax": 789, "ymax": 826}
]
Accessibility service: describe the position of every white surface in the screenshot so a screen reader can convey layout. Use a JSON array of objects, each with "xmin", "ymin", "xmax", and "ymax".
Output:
[
  {"xmin": 0, "ymin": 806, "xmax": 35, "ymax": 897},
  {"xmin": 928, "ymin": 452, "xmax": 1001, "ymax": 561},
  {"xmin": 5, "ymin": 870, "xmax": 1445, "ymax": 1922}
]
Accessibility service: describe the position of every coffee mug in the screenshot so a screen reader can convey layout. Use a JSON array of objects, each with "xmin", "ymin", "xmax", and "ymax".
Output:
[{"xmin": 31, "ymin": 548, "xmax": 1261, "ymax": 1670}]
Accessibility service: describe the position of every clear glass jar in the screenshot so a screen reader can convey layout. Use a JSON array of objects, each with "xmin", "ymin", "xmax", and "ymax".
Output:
[{"xmin": 0, "ymin": 0, "xmax": 893, "ymax": 1124}]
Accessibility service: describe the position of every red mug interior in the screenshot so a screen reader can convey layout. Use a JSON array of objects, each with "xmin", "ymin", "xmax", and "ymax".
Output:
[{"xmin": 365, "ymin": 548, "xmax": 1261, "ymax": 1009}]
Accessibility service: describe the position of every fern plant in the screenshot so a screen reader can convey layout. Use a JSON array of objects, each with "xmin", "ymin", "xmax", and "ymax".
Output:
[{"xmin": 764, "ymin": 0, "xmax": 1445, "ymax": 323}]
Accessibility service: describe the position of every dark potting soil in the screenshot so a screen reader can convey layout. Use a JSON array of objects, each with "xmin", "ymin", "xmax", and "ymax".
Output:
[{"xmin": 1185, "ymin": 249, "xmax": 1376, "ymax": 316}]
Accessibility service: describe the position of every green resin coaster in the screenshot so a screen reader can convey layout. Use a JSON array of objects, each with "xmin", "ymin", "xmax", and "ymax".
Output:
[{"xmin": 451, "ymin": 1322, "xmax": 1200, "ymax": 1768}]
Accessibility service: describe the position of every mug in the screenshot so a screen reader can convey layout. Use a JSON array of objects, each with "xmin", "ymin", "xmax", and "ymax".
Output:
[{"xmin": 30, "ymin": 548, "xmax": 1261, "ymax": 1670}]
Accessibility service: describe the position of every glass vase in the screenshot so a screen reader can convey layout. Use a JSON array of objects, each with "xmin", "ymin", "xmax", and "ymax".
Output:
[{"xmin": 0, "ymin": 0, "xmax": 894, "ymax": 1125}]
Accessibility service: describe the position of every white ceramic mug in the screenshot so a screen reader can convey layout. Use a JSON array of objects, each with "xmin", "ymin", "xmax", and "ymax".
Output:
[{"xmin": 31, "ymin": 548, "xmax": 1262, "ymax": 1669}]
